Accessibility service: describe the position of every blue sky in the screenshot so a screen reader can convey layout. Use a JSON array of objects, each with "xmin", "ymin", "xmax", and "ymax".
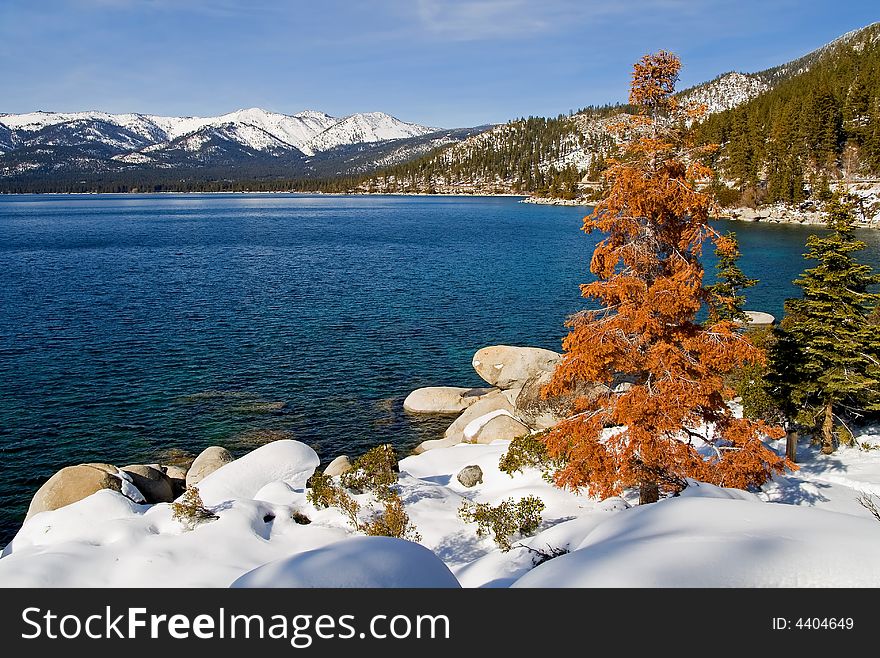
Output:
[{"xmin": 1, "ymin": 1, "xmax": 877, "ymax": 127}]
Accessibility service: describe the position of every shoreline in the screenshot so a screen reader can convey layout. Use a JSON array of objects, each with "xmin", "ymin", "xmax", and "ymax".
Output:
[{"xmin": 3, "ymin": 189, "xmax": 879, "ymax": 229}]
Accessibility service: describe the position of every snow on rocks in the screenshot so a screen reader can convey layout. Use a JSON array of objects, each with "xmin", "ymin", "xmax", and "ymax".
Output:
[
  {"xmin": 465, "ymin": 411, "xmax": 530, "ymax": 444},
  {"xmin": 231, "ymin": 536, "xmax": 460, "ymax": 588},
  {"xmin": 25, "ymin": 463, "xmax": 144, "ymax": 519},
  {"xmin": 195, "ymin": 440, "xmax": 320, "ymax": 506},
  {"xmin": 2, "ymin": 428, "xmax": 880, "ymax": 587}
]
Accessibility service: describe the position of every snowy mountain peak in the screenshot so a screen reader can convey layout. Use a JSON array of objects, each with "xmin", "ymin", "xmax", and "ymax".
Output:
[
  {"xmin": 0, "ymin": 107, "xmax": 438, "ymax": 161},
  {"xmin": 305, "ymin": 111, "xmax": 437, "ymax": 153}
]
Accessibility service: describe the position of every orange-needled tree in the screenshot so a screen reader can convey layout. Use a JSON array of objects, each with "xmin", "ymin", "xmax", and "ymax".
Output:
[{"xmin": 542, "ymin": 51, "xmax": 792, "ymax": 503}]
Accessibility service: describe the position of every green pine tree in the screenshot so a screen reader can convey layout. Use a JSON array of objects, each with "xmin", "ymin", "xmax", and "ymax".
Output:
[
  {"xmin": 707, "ymin": 231, "xmax": 757, "ymax": 323},
  {"xmin": 769, "ymin": 188, "xmax": 880, "ymax": 453}
]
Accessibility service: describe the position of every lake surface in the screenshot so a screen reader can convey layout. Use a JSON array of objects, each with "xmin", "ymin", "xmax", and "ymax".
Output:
[{"xmin": 1, "ymin": 193, "xmax": 878, "ymax": 544}]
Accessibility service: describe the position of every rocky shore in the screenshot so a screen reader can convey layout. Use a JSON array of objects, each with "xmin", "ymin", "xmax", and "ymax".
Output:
[
  {"xmin": 3, "ymin": 336, "xmax": 880, "ymax": 588},
  {"xmin": 521, "ymin": 181, "xmax": 880, "ymax": 228}
]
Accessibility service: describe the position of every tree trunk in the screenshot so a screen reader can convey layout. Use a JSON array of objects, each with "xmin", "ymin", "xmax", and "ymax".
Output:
[
  {"xmin": 639, "ymin": 480, "xmax": 659, "ymax": 505},
  {"xmin": 821, "ymin": 400, "xmax": 835, "ymax": 455},
  {"xmin": 785, "ymin": 430, "xmax": 798, "ymax": 463}
]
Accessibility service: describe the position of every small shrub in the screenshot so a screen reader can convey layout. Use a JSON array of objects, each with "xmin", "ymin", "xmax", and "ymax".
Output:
[
  {"xmin": 857, "ymin": 492, "xmax": 880, "ymax": 522},
  {"xmin": 499, "ymin": 433, "xmax": 557, "ymax": 478},
  {"xmin": 291, "ymin": 510, "xmax": 311, "ymax": 525},
  {"xmin": 513, "ymin": 542, "xmax": 570, "ymax": 566},
  {"xmin": 361, "ymin": 491, "xmax": 422, "ymax": 542},
  {"xmin": 459, "ymin": 495, "xmax": 545, "ymax": 551},
  {"xmin": 170, "ymin": 487, "xmax": 218, "ymax": 530},
  {"xmin": 307, "ymin": 445, "xmax": 422, "ymax": 541},
  {"xmin": 306, "ymin": 471, "xmax": 336, "ymax": 509},
  {"xmin": 341, "ymin": 444, "xmax": 398, "ymax": 495}
]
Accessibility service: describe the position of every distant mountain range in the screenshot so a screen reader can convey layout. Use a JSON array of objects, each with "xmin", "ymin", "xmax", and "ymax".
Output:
[
  {"xmin": 0, "ymin": 107, "xmax": 489, "ymax": 185},
  {"xmin": 3, "ymin": 21, "xmax": 878, "ymax": 196}
]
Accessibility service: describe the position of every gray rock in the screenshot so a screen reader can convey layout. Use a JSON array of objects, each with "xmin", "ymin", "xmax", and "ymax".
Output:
[
  {"xmin": 467, "ymin": 413, "xmax": 530, "ymax": 444},
  {"xmin": 743, "ymin": 311, "xmax": 775, "ymax": 328},
  {"xmin": 186, "ymin": 446, "xmax": 234, "ymax": 488},
  {"xmin": 121, "ymin": 464, "xmax": 175, "ymax": 503},
  {"xmin": 403, "ymin": 386, "xmax": 496, "ymax": 414},
  {"xmin": 324, "ymin": 455, "xmax": 352, "ymax": 477},
  {"xmin": 472, "ymin": 345, "xmax": 561, "ymax": 389},
  {"xmin": 457, "ymin": 465, "xmax": 483, "ymax": 488},
  {"xmin": 26, "ymin": 464, "xmax": 124, "ymax": 519},
  {"xmin": 513, "ymin": 369, "xmax": 609, "ymax": 429},
  {"xmin": 162, "ymin": 465, "xmax": 188, "ymax": 497}
]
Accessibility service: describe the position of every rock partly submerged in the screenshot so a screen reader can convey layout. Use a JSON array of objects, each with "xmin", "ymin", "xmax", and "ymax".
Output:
[
  {"xmin": 472, "ymin": 345, "xmax": 560, "ymax": 390},
  {"xmin": 403, "ymin": 386, "xmax": 496, "ymax": 414}
]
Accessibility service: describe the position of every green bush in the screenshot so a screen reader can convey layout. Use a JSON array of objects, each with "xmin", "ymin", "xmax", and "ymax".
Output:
[
  {"xmin": 341, "ymin": 444, "xmax": 398, "ymax": 496},
  {"xmin": 728, "ymin": 327, "xmax": 784, "ymax": 423},
  {"xmin": 361, "ymin": 491, "xmax": 422, "ymax": 542},
  {"xmin": 170, "ymin": 487, "xmax": 218, "ymax": 530},
  {"xmin": 306, "ymin": 471, "xmax": 336, "ymax": 509},
  {"xmin": 499, "ymin": 433, "xmax": 558, "ymax": 479},
  {"xmin": 458, "ymin": 496, "xmax": 545, "ymax": 551},
  {"xmin": 306, "ymin": 446, "xmax": 421, "ymax": 541}
]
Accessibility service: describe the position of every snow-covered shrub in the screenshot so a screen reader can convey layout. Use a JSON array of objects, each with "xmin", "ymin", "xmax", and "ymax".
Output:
[
  {"xmin": 170, "ymin": 487, "xmax": 218, "ymax": 530},
  {"xmin": 340, "ymin": 444, "xmax": 398, "ymax": 495},
  {"xmin": 459, "ymin": 496, "xmax": 546, "ymax": 551},
  {"xmin": 361, "ymin": 492, "xmax": 422, "ymax": 542}
]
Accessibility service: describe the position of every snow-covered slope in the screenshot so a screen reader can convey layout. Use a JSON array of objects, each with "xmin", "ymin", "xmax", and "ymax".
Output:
[
  {"xmin": 305, "ymin": 112, "xmax": 436, "ymax": 153},
  {"xmin": 679, "ymin": 71, "xmax": 771, "ymax": 114}
]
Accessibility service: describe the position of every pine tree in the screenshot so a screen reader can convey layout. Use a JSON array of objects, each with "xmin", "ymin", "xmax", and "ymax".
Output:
[
  {"xmin": 769, "ymin": 188, "xmax": 880, "ymax": 453},
  {"xmin": 541, "ymin": 52, "xmax": 790, "ymax": 503},
  {"xmin": 707, "ymin": 231, "xmax": 757, "ymax": 323}
]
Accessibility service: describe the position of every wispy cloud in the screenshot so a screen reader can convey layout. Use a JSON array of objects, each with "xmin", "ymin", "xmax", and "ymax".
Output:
[{"xmin": 406, "ymin": 0, "xmax": 713, "ymax": 41}]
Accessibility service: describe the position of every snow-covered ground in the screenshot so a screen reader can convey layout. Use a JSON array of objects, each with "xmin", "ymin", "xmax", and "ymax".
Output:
[{"xmin": 2, "ymin": 431, "xmax": 879, "ymax": 588}]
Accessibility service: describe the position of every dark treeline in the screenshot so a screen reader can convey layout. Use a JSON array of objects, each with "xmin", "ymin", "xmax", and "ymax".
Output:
[
  {"xmin": 0, "ymin": 173, "xmax": 360, "ymax": 195},
  {"xmin": 695, "ymin": 24, "xmax": 880, "ymax": 206}
]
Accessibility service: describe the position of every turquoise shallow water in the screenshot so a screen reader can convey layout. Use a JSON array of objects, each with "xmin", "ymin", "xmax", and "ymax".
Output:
[{"xmin": 1, "ymin": 193, "xmax": 878, "ymax": 544}]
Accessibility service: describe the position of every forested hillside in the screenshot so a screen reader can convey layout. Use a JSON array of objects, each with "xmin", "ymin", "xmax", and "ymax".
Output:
[
  {"xmin": 360, "ymin": 22, "xmax": 880, "ymax": 205},
  {"xmin": 695, "ymin": 22, "xmax": 880, "ymax": 206},
  {"xmin": 357, "ymin": 106, "xmax": 624, "ymax": 197}
]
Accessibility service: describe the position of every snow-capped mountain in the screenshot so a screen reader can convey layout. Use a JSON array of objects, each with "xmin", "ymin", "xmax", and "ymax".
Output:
[
  {"xmin": 0, "ymin": 107, "xmax": 441, "ymax": 176},
  {"xmin": 305, "ymin": 112, "xmax": 437, "ymax": 154}
]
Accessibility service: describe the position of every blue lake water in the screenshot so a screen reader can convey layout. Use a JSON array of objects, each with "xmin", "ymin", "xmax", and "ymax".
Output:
[{"xmin": 1, "ymin": 193, "xmax": 878, "ymax": 544}]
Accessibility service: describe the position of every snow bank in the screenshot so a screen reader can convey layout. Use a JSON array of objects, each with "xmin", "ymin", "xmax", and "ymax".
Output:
[
  {"xmin": 196, "ymin": 440, "xmax": 319, "ymax": 506},
  {"xmin": 231, "ymin": 536, "xmax": 460, "ymax": 588},
  {"xmin": 2, "ymin": 426, "xmax": 880, "ymax": 588},
  {"xmin": 513, "ymin": 496, "xmax": 880, "ymax": 587}
]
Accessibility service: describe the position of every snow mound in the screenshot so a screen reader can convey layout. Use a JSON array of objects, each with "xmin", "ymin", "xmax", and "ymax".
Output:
[
  {"xmin": 195, "ymin": 440, "xmax": 319, "ymax": 506},
  {"xmin": 231, "ymin": 536, "xmax": 460, "ymax": 588},
  {"xmin": 513, "ymin": 497, "xmax": 880, "ymax": 587}
]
